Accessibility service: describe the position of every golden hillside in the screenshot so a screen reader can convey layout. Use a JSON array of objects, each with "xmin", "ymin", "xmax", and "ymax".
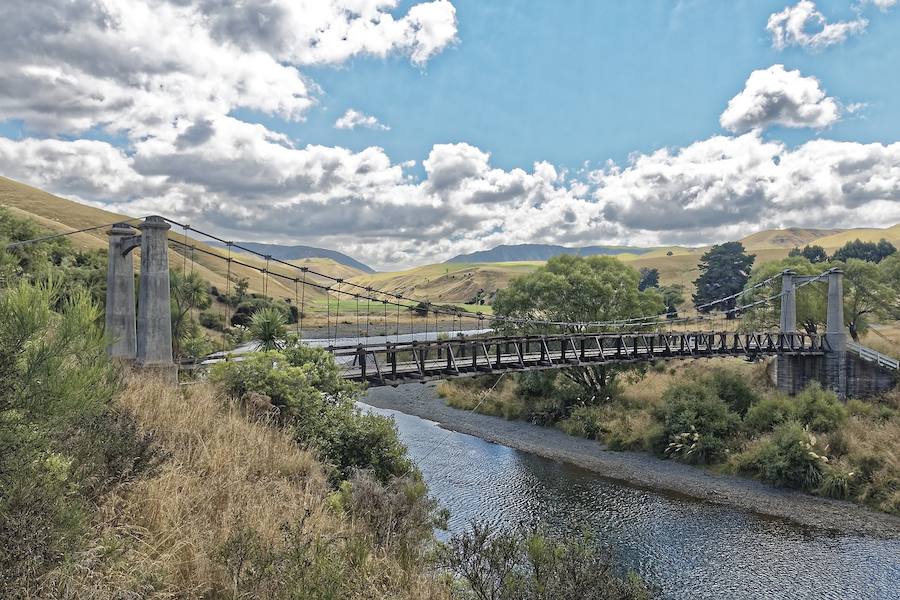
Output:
[{"xmin": 0, "ymin": 176, "xmax": 361, "ymax": 309}]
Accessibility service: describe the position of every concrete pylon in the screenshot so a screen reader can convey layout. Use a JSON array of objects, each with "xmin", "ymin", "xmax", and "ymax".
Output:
[
  {"xmin": 136, "ymin": 216, "xmax": 176, "ymax": 380},
  {"xmin": 776, "ymin": 270, "xmax": 797, "ymax": 394},
  {"xmin": 105, "ymin": 223, "xmax": 137, "ymax": 361},
  {"xmin": 824, "ymin": 269, "xmax": 847, "ymax": 399},
  {"xmin": 779, "ymin": 270, "xmax": 797, "ymax": 334}
]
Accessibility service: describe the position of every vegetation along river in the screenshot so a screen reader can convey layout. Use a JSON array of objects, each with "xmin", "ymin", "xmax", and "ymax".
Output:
[{"xmin": 362, "ymin": 384, "xmax": 900, "ymax": 600}]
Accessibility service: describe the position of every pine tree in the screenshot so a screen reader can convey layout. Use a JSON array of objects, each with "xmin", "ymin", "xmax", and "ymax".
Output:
[{"xmin": 693, "ymin": 242, "xmax": 755, "ymax": 319}]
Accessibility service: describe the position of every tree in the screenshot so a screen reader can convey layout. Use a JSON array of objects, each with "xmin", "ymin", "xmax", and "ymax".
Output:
[
  {"xmin": 831, "ymin": 238, "xmax": 897, "ymax": 264},
  {"xmin": 638, "ymin": 267, "xmax": 659, "ymax": 291},
  {"xmin": 840, "ymin": 259, "xmax": 894, "ymax": 341},
  {"xmin": 249, "ymin": 307, "xmax": 288, "ymax": 350},
  {"xmin": 170, "ymin": 270, "xmax": 212, "ymax": 357},
  {"xmin": 693, "ymin": 242, "xmax": 755, "ymax": 319},
  {"xmin": 878, "ymin": 254, "xmax": 900, "ymax": 319},
  {"xmin": 492, "ymin": 255, "xmax": 663, "ymax": 400},
  {"xmin": 788, "ymin": 245, "xmax": 828, "ymax": 264},
  {"xmin": 660, "ymin": 284, "xmax": 685, "ymax": 318}
]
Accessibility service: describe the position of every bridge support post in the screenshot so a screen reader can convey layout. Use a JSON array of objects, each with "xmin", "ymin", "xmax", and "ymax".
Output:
[
  {"xmin": 776, "ymin": 270, "xmax": 797, "ymax": 395},
  {"xmin": 824, "ymin": 269, "xmax": 847, "ymax": 399},
  {"xmin": 136, "ymin": 216, "xmax": 176, "ymax": 382},
  {"xmin": 105, "ymin": 223, "xmax": 137, "ymax": 362}
]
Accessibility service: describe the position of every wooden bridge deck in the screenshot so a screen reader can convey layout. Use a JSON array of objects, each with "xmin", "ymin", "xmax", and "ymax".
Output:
[{"xmin": 330, "ymin": 331, "xmax": 825, "ymax": 387}]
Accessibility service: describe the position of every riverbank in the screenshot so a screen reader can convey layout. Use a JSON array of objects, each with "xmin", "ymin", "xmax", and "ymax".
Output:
[{"xmin": 364, "ymin": 382, "xmax": 900, "ymax": 538}]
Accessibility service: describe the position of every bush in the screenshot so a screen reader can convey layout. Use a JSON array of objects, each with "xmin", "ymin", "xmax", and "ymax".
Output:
[
  {"xmin": 210, "ymin": 349, "xmax": 414, "ymax": 483},
  {"xmin": 0, "ymin": 281, "xmax": 132, "ymax": 592},
  {"xmin": 708, "ymin": 369, "xmax": 759, "ymax": 416},
  {"xmin": 793, "ymin": 384, "xmax": 847, "ymax": 432},
  {"xmin": 438, "ymin": 522, "xmax": 653, "ymax": 600},
  {"xmin": 732, "ymin": 421, "xmax": 828, "ymax": 490},
  {"xmin": 199, "ymin": 310, "xmax": 226, "ymax": 331},
  {"xmin": 658, "ymin": 381, "xmax": 740, "ymax": 464},
  {"xmin": 744, "ymin": 395, "xmax": 798, "ymax": 435},
  {"xmin": 329, "ymin": 470, "xmax": 446, "ymax": 563}
]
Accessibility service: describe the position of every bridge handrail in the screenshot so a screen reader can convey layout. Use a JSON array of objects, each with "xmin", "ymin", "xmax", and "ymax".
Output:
[
  {"xmin": 326, "ymin": 331, "xmax": 822, "ymax": 354},
  {"xmin": 847, "ymin": 341, "xmax": 900, "ymax": 372}
]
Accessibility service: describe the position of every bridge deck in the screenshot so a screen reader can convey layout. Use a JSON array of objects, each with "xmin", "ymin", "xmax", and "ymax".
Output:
[{"xmin": 330, "ymin": 331, "xmax": 824, "ymax": 387}]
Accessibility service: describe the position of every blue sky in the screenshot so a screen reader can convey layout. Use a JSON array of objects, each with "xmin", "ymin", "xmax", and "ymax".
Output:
[
  {"xmin": 248, "ymin": 0, "xmax": 900, "ymax": 174},
  {"xmin": 1, "ymin": 0, "xmax": 899, "ymax": 268}
]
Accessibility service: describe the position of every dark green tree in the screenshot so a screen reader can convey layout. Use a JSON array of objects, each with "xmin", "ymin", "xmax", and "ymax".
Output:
[
  {"xmin": 831, "ymin": 238, "xmax": 896, "ymax": 264},
  {"xmin": 692, "ymin": 242, "xmax": 755, "ymax": 319},
  {"xmin": 788, "ymin": 245, "xmax": 828, "ymax": 264},
  {"xmin": 638, "ymin": 267, "xmax": 660, "ymax": 291}
]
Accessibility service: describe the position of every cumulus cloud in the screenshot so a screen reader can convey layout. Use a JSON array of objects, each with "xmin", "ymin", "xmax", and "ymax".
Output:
[
  {"xmin": 866, "ymin": 0, "xmax": 899, "ymax": 10},
  {"xmin": 767, "ymin": 1, "xmax": 868, "ymax": 50},
  {"xmin": 335, "ymin": 109, "xmax": 390, "ymax": 131},
  {"xmin": 720, "ymin": 65, "xmax": 841, "ymax": 132},
  {"xmin": 0, "ymin": 2, "xmax": 897, "ymax": 269},
  {"xmin": 0, "ymin": 0, "xmax": 456, "ymax": 137},
  {"xmin": 3, "ymin": 123, "xmax": 900, "ymax": 268}
]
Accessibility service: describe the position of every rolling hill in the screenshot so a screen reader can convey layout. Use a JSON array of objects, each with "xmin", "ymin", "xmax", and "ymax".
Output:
[
  {"xmin": 3, "ymin": 175, "xmax": 899, "ymax": 313},
  {"xmin": 0, "ymin": 176, "xmax": 360, "ymax": 312},
  {"xmin": 208, "ymin": 240, "xmax": 374, "ymax": 273},
  {"xmin": 446, "ymin": 243, "xmax": 651, "ymax": 263}
]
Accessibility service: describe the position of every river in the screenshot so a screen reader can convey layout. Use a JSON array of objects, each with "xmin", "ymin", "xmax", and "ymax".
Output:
[{"xmin": 361, "ymin": 397, "xmax": 900, "ymax": 600}]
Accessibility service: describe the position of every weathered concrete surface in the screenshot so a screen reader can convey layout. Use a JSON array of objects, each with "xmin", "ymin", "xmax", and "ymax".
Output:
[
  {"xmin": 105, "ymin": 223, "xmax": 137, "ymax": 361},
  {"xmin": 136, "ymin": 216, "xmax": 175, "ymax": 380},
  {"xmin": 364, "ymin": 382, "xmax": 900, "ymax": 538}
]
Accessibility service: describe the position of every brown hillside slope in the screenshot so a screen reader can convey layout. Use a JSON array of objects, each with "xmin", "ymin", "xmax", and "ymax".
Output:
[{"xmin": 0, "ymin": 176, "xmax": 360, "ymax": 306}]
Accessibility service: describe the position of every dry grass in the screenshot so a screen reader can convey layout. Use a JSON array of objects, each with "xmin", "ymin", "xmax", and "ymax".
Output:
[
  {"xmin": 41, "ymin": 375, "xmax": 448, "ymax": 599},
  {"xmin": 437, "ymin": 377, "xmax": 525, "ymax": 419}
]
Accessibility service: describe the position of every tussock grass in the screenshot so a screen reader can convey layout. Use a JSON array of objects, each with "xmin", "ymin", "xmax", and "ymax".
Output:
[{"xmin": 41, "ymin": 375, "xmax": 448, "ymax": 599}]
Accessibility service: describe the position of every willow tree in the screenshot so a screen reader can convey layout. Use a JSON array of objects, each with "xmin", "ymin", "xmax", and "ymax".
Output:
[{"xmin": 492, "ymin": 255, "xmax": 663, "ymax": 401}]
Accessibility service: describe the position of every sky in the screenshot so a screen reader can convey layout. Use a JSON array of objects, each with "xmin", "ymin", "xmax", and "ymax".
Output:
[{"xmin": 1, "ymin": 0, "xmax": 899, "ymax": 269}]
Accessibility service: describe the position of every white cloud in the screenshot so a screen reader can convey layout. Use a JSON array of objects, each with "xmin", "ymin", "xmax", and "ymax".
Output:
[
  {"xmin": 720, "ymin": 65, "xmax": 841, "ymax": 132},
  {"xmin": 0, "ymin": 0, "xmax": 456, "ymax": 137},
  {"xmin": 866, "ymin": 0, "xmax": 899, "ymax": 10},
  {"xmin": 767, "ymin": 1, "xmax": 867, "ymax": 50},
  {"xmin": 335, "ymin": 109, "xmax": 390, "ymax": 131},
  {"xmin": 4, "ymin": 125, "xmax": 900, "ymax": 269},
  {"xmin": 0, "ymin": 4, "xmax": 897, "ymax": 269}
]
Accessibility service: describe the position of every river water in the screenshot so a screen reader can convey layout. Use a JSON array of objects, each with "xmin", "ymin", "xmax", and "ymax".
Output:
[{"xmin": 363, "ymin": 403, "xmax": 900, "ymax": 600}]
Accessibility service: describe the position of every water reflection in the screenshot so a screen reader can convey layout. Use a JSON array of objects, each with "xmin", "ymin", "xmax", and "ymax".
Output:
[{"xmin": 364, "ymin": 404, "xmax": 900, "ymax": 600}]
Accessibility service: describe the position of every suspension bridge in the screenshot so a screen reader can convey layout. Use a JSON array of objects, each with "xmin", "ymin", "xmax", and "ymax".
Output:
[{"xmin": 6, "ymin": 215, "xmax": 898, "ymax": 398}]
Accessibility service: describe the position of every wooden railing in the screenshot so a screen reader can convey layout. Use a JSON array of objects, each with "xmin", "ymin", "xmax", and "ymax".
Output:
[{"xmin": 329, "ymin": 331, "xmax": 824, "ymax": 387}]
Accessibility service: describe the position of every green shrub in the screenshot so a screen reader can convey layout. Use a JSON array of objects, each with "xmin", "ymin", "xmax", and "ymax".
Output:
[
  {"xmin": 732, "ymin": 421, "xmax": 828, "ymax": 490},
  {"xmin": 817, "ymin": 465, "xmax": 855, "ymax": 499},
  {"xmin": 658, "ymin": 381, "xmax": 740, "ymax": 464},
  {"xmin": 438, "ymin": 522, "xmax": 653, "ymax": 600},
  {"xmin": 210, "ymin": 349, "xmax": 414, "ymax": 483},
  {"xmin": 0, "ymin": 281, "xmax": 134, "ymax": 591},
  {"xmin": 709, "ymin": 369, "xmax": 759, "ymax": 416},
  {"xmin": 744, "ymin": 395, "xmax": 798, "ymax": 435},
  {"xmin": 793, "ymin": 384, "xmax": 847, "ymax": 432},
  {"xmin": 559, "ymin": 405, "xmax": 605, "ymax": 440},
  {"xmin": 199, "ymin": 310, "xmax": 226, "ymax": 331},
  {"xmin": 328, "ymin": 470, "xmax": 446, "ymax": 564}
]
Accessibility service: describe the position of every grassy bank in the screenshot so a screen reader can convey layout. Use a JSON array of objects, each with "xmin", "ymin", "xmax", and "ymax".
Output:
[
  {"xmin": 36, "ymin": 376, "xmax": 448, "ymax": 599},
  {"xmin": 438, "ymin": 360, "xmax": 900, "ymax": 516}
]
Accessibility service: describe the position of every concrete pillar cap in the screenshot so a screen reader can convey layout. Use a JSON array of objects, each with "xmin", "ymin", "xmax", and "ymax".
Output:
[
  {"xmin": 108, "ymin": 222, "xmax": 136, "ymax": 235},
  {"xmin": 138, "ymin": 215, "xmax": 172, "ymax": 230}
]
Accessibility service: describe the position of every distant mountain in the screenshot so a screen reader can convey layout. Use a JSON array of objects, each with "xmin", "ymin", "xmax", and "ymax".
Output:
[
  {"xmin": 209, "ymin": 241, "xmax": 375, "ymax": 273},
  {"xmin": 446, "ymin": 244, "xmax": 653, "ymax": 264}
]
